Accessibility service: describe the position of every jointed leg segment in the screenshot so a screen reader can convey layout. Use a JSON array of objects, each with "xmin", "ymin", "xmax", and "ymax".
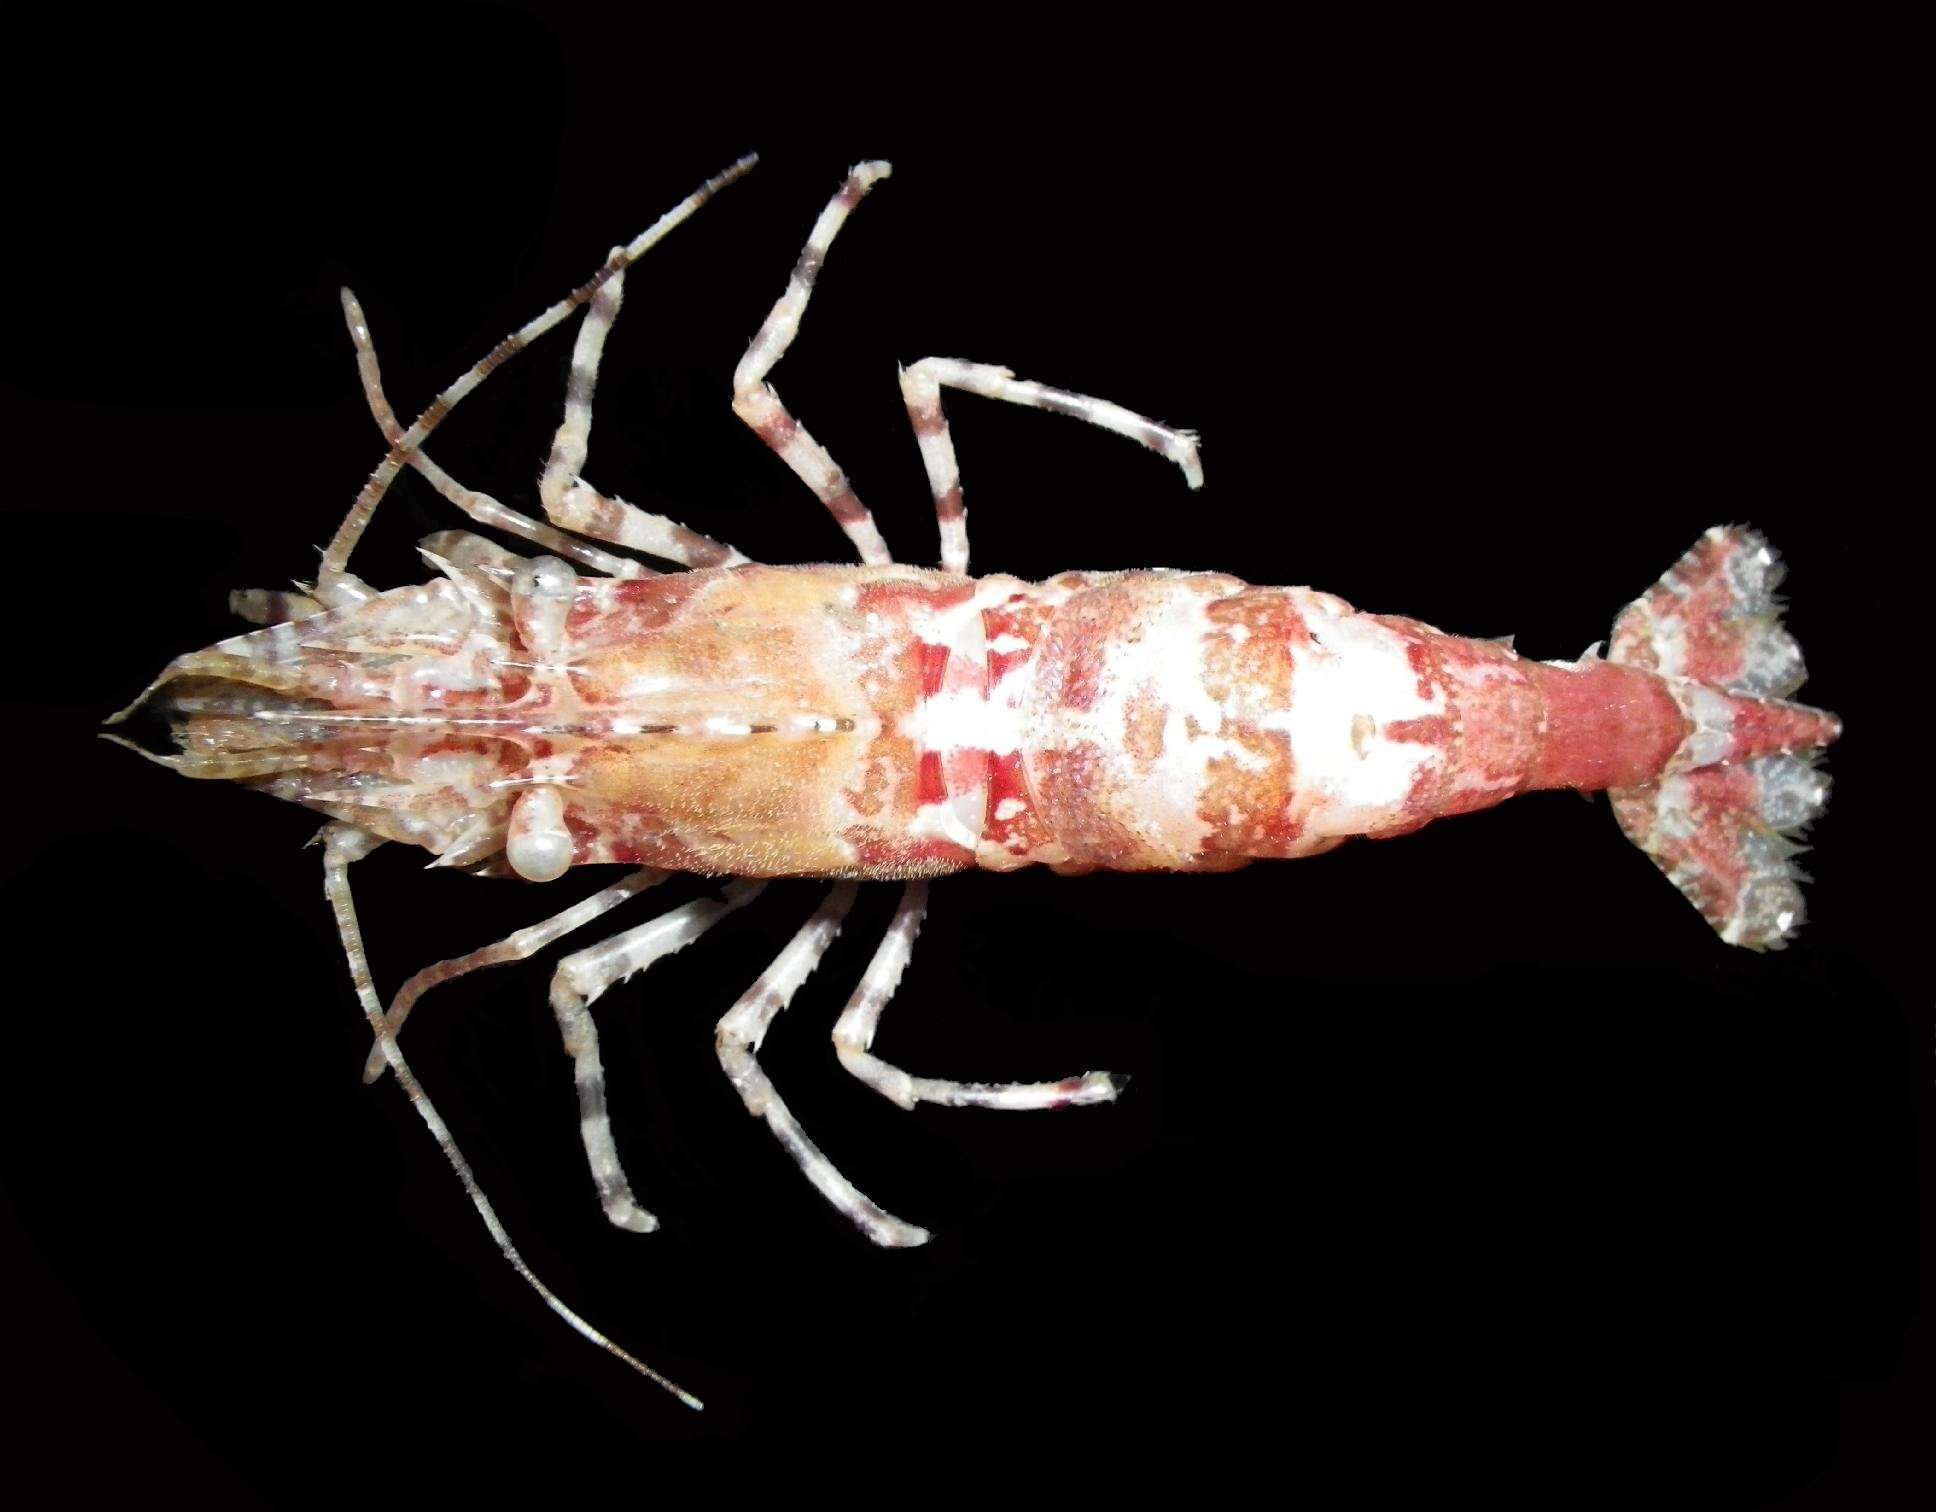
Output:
[
  {"xmin": 548, "ymin": 880, "xmax": 766, "ymax": 1233},
  {"xmin": 832, "ymin": 882, "xmax": 1123, "ymax": 1111},
  {"xmin": 320, "ymin": 155, "xmax": 757, "ymax": 598},
  {"xmin": 338, "ymin": 289, "xmax": 650, "ymax": 579},
  {"xmin": 708, "ymin": 881, "xmax": 1125, "ymax": 1248},
  {"xmin": 900, "ymin": 357, "xmax": 1204, "ymax": 576},
  {"xmin": 536, "ymin": 270, "xmax": 752, "ymax": 570},
  {"xmin": 228, "ymin": 587, "xmax": 323, "ymax": 626},
  {"xmin": 714, "ymin": 885, "xmax": 930, "ymax": 1248},
  {"xmin": 733, "ymin": 162, "xmax": 896, "ymax": 564},
  {"xmin": 360, "ymin": 867, "xmax": 670, "ymax": 1083},
  {"xmin": 320, "ymin": 823, "xmax": 702, "ymax": 1408}
]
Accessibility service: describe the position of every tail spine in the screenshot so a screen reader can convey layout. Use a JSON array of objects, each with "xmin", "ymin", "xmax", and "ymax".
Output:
[{"xmin": 1605, "ymin": 526, "xmax": 1840, "ymax": 949}]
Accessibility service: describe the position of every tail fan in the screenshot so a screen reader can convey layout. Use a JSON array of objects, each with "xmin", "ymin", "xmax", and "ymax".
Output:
[{"xmin": 1605, "ymin": 527, "xmax": 1841, "ymax": 949}]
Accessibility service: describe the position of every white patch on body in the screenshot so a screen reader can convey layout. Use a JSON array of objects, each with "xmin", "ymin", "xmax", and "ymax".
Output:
[
  {"xmin": 907, "ymin": 800, "xmax": 979, "ymax": 850},
  {"xmin": 1272, "ymin": 598, "xmax": 1445, "ymax": 833},
  {"xmin": 1081, "ymin": 585, "xmax": 1258, "ymax": 861}
]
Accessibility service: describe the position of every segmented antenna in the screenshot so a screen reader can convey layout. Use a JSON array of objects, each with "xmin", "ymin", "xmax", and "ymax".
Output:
[
  {"xmin": 321, "ymin": 824, "xmax": 704, "ymax": 1409},
  {"xmin": 319, "ymin": 155, "xmax": 758, "ymax": 591}
]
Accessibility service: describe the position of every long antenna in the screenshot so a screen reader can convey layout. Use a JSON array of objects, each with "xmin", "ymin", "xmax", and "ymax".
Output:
[
  {"xmin": 321, "ymin": 824, "xmax": 703, "ymax": 1410},
  {"xmin": 319, "ymin": 154, "xmax": 758, "ymax": 591}
]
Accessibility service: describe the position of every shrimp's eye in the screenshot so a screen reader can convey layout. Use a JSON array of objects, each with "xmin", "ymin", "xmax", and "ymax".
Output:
[
  {"xmin": 510, "ymin": 556, "xmax": 578, "ymax": 657},
  {"xmin": 515, "ymin": 556, "xmax": 576, "ymax": 602},
  {"xmin": 507, "ymin": 785, "xmax": 572, "ymax": 882}
]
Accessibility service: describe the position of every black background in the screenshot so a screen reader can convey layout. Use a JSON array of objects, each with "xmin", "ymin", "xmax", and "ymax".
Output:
[{"xmin": 3, "ymin": 8, "xmax": 1921, "ymax": 1505}]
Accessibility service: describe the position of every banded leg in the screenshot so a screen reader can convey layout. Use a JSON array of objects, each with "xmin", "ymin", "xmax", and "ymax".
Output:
[
  {"xmin": 537, "ymin": 270, "xmax": 751, "ymax": 569},
  {"xmin": 339, "ymin": 289, "xmax": 648, "ymax": 580},
  {"xmin": 549, "ymin": 880, "xmax": 766, "ymax": 1233},
  {"xmin": 833, "ymin": 881, "xmax": 1123, "ymax": 1111},
  {"xmin": 414, "ymin": 530, "xmax": 532, "ymax": 614},
  {"xmin": 228, "ymin": 587, "xmax": 323, "ymax": 626},
  {"xmin": 319, "ymin": 155, "xmax": 757, "ymax": 597},
  {"xmin": 361, "ymin": 868, "xmax": 669, "ymax": 1083},
  {"xmin": 898, "ymin": 356, "xmax": 1203, "ymax": 576},
  {"xmin": 732, "ymin": 161, "xmax": 894, "ymax": 564},
  {"xmin": 714, "ymin": 886, "xmax": 929, "ymax": 1248},
  {"xmin": 319, "ymin": 823, "xmax": 701, "ymax": 1408},
  {"xmin": 418, "ymin": 529, "xmax": 523, "ymax": 573}
]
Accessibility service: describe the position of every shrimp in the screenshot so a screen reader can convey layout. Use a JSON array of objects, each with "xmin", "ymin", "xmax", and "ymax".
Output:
[{"xmin": 106, "ymin": 158, "xmax": 1842, "ymax": 1416}]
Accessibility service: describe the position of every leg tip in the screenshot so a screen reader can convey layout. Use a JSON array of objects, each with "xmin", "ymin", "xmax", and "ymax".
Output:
[
  {"xmin": 606, "ymin": 1200, "xmax": 660, "ymax": 1235},
  {"xmin": 1059, "ymin": 1070, "xmax": 1127, "ymax": 1106},
  {"xmin": 859, "ymin": 1207, "xmax": 931, "ymax": 1248}
]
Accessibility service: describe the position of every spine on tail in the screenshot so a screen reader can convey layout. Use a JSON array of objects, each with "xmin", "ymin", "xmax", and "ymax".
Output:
[{"xmin": 1605, "ymin": 526, "xmax": 1841, "ymax": 949}]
